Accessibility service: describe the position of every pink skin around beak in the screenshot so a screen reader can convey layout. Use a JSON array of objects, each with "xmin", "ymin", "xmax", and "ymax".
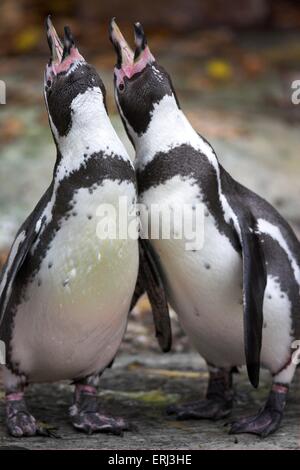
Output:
[
  {"xmin": 109, "ymin": 19, "xmax": 155, "ymax": 88},
  {"xmin": 45, "ymin": 17, "xmax": 84, "ymax": 85}
]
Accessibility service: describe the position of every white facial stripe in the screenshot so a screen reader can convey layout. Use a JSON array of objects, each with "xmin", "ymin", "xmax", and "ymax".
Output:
[
  {"xmin": 257, "ymin": 219, "xmax": 300, "ymax": 286},
  {"xmin": 42, "ymin": 87, "xmax": 133, "ymax": 234},
  {"xmin": 52, "ymin": 86, "xmax": 130, "ymax": 181}
]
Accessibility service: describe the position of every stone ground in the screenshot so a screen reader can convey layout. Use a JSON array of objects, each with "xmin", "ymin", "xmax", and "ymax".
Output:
[
  {"xmin": 0, "ymin": 353, "xmax": 300, "ymax": 450},
  {"xmin": 0, "ymin": 30, "xmax": 300, "ymax": 450}
]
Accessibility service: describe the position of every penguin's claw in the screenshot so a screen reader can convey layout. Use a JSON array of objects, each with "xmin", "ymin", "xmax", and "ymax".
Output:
[
  {"xmin": 6, "ymin": 400, "xmax": 37, "ymax": 437},
  {"xmin": 166, "ymin": 398, "xmax": 233, "ymax": 421},
  {"xmin": 71, "ymin": 412, "xmax": 130, "ymax": 436},
  {"xmin": 229, "ymin": 408, "xmax": 282, "ymax": 437}
]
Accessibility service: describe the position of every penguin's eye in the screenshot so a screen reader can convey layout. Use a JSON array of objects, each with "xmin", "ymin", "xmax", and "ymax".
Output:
[{"xmin": 118, "ymin": 83, "xmax": 125, "ymax": 93}]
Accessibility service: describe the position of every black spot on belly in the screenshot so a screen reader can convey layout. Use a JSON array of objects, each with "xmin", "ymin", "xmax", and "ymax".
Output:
[
  {"xmin": 87, "ymin": 214, "xmax": 93, "ymax": 220},
  {"xmin": 263, "ymin": 322, "xmax": 267, "ymax": 328},
  {"xmin": 63, "ymin": 279, "xmax": 69, "ymax": 287},
  {"xmin": 72, "ymin": 211, "xmax": 77, "ymax": 217},
  {"xmin": 37, "ymin": 279, "xmax": 42, "ymax": 287},
  {"xmin": 48, "ymin": 262, "xmax": 53, "ymax": 269},
  {"xmin": 267, "ymin": 295, "xmax": 272, "ymax": 299},
  {"xmin": 204, "ymin": 263, "xmax": 211, "ymax": 270}
]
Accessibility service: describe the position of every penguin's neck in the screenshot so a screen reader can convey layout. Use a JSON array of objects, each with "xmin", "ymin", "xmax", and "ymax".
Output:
[
  {"xmin": 133, "ymin": 93, "xmax": 200, "ymax": 170},
  {"xmin": 51, "ymin": 87, "xmax": 128, "ymax": 183}
]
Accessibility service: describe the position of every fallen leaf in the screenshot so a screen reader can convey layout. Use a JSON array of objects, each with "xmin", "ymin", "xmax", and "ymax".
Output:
[
  {"xmin": 99, "ymin": 388, "xmax": 179, "ymax": 405},
  {"xmin": 205, "ymin": 59, "xmax": 233, "ymax": 81},
  {"xmin": 14, "ymin": 26, "xmax": 41, "ymax": 52},
  {"xmin": 128, "ymin": 362, "xmax": 207, "ymax": 379}
]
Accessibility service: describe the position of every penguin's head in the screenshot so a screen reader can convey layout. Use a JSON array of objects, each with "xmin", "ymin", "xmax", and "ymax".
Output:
[
  {"xmin": 44, "ymin": 16, "xmax": 107, "ymax": 140},
  {"xmin": 110, "ymin": 19, "xmax": 177, "ymax": 139}
]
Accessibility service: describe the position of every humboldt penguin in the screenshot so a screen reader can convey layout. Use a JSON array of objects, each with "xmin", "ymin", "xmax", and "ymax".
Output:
[
  {"xmin": 0, "ymin": 17, "xmax": 142, "ymax": 437},
  {"xmin": 110, "ymin": 19, "xmax": 300, "ymax": 436}
]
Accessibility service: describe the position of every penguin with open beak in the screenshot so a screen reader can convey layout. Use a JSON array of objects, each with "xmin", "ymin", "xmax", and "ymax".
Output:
[
  {"xmin": 110, "ymin": 19, "xmax": 300, "ymax": 437},
  {"xmin": 0, "ymin": 17, "xmax": 143, "ymax": 437}
]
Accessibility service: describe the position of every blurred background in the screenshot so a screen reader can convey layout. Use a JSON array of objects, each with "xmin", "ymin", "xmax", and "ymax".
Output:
[{"xmin": 0, "ymin": 0, "xmax": 300, "ymax": 353}]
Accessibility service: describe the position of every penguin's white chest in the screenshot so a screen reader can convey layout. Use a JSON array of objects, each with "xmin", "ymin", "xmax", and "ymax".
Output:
[
  {"xmin": 140, "ymin": 176, "xmax": 245, "ymax": 366},
  {"xmin": 11, "ymin": 180, "xmax": 139, "ymax": 381},
  {"xmin": 141, "ymin": 176, "xmax": 294, "ymax": 370}
]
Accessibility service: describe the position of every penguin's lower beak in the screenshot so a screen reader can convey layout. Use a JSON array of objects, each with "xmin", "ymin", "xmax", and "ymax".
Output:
[{"xmin": 109, "ymin": 18, "xmax": 134, "ymax": 70}]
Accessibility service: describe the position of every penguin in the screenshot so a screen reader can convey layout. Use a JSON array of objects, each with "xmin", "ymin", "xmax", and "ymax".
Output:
[
  {"xmin": 0, "ymin": 17, "xmax": 143, "ymax": 437},
  {"xmin": 109, "ymin": 19, "xmax": 300, "ymax": 437}
]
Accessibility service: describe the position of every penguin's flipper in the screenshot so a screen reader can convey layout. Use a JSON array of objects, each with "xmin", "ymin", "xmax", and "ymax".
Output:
[
  {"xmin": 0, "ymin": 187, "xmax": 51, "ymax": 327},
  {"xmin": 135, "ymin": 238, "xmax": 172, "ymax": 352},
  {"xmin": 235, "ymin": 211, "xmax": 267, "ymax": 388}
]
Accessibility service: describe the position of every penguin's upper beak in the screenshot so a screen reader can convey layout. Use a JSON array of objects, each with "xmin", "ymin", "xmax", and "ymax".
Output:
[
  {"xmin": 46, "ymin": 15, "xmax": 63, "ymax": 66},
  {"xmin": 109, "ymin": 18, "xmax": 134, "ymax": 71},
  {"xmin": 45, "ymin": 16, "xmax": 84, "ymax": 85},
  {"xmin": 109, "ymin": 19, "xmax": 154, "ymax": 86}
]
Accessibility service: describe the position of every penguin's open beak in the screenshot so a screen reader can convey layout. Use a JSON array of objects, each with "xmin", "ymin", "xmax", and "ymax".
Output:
[
  {"xmin": 109, "ymin": 19, "xmax": 155, "ymax": 88},
  {"xmin": 109, "ymin": 18, "xmax": 134, "ymax": 70},
  {"xmin": 46, "ymin": 16, "xmax": 63, "ymax": 67},
  {"xmin": 45, "ymin": 16, "xmax": 84, "ymax": 85}
]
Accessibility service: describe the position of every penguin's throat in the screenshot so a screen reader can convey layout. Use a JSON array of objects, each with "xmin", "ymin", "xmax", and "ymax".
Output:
[
  {"xmin": 51, "ymin": 89, "xmax": 112, "ymax": 160},
  {"xmin": 115, "ymin": 47, "xmax": 154, "ymax": 88},
  {"xmin": 132, "ymin": 93, "xmax": 183, "ymax": 147}
]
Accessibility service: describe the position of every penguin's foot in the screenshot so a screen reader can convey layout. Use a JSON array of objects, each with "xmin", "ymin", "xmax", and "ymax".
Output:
[
  {"xmin": 6, "ymin": 392, "xmax": 37, "ymax": 437},
  {"xmin": 70, "ymin": 384, "xmax": 129, "ymax": 435},
  {"xmin": 167, "ymin": 365, "xmax": 234, "ymax": 420},
  {"xmin": 167, "ymin": 397, "xmax": 232, "ymax": 420},
  {"xmin": 229, "ymin": 383, "xmax": 288, "ymax": 437}
]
